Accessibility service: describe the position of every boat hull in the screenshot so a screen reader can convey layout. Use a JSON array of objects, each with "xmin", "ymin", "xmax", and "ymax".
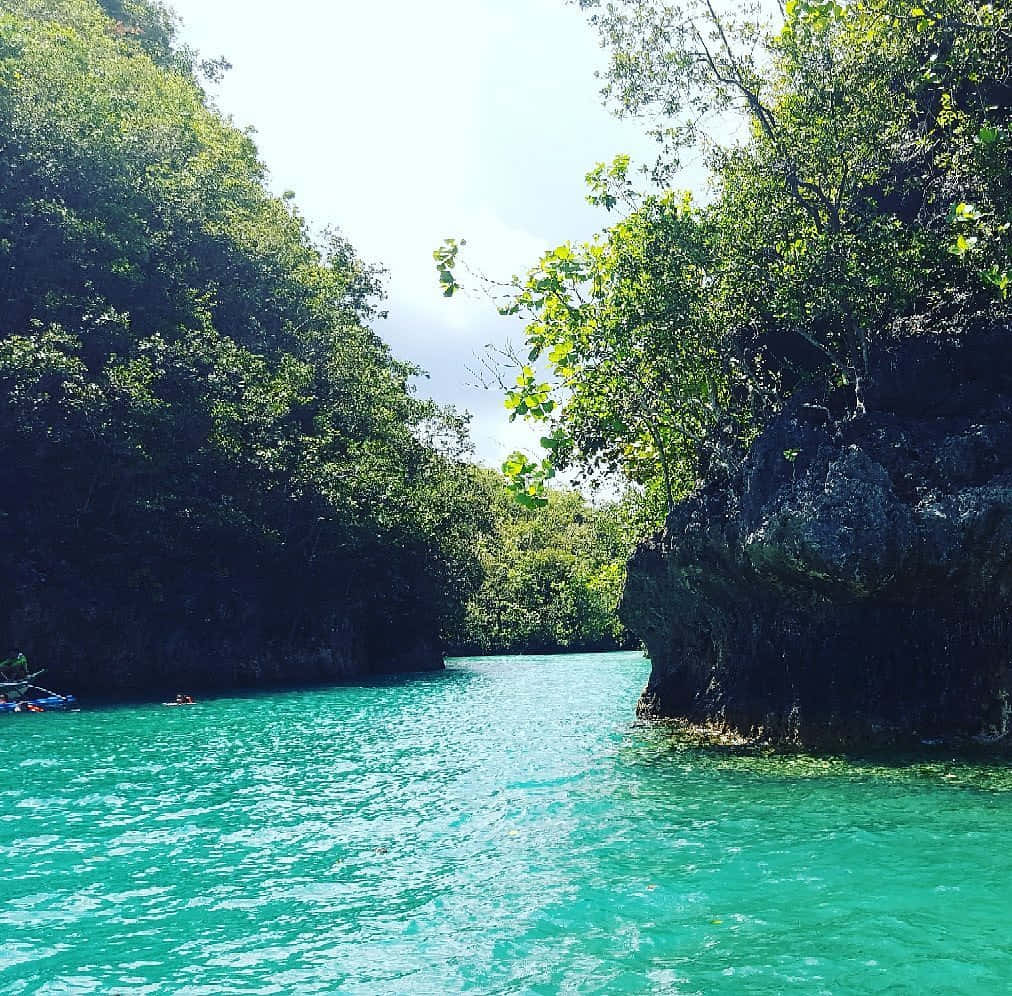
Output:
[{"xmin": 0, "ymin": 695, "xmax": 78, "ymax": 713}]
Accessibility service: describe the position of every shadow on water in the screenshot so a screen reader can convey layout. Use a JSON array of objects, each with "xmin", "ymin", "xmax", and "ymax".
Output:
[{"xmin": 73, "ymin": 661, "xmax": 479, "ymax": 711}]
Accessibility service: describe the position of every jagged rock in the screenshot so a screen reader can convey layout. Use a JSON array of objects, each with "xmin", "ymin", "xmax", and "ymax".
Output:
[{"xmin": 621, "ymin": 330, "xmax": 1012, "ymax": 745}]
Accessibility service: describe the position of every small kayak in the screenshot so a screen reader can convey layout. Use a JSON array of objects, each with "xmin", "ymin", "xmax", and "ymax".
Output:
[{"xmin": 0, "ymin": 694, "xmax": 78, "ymax": 714}]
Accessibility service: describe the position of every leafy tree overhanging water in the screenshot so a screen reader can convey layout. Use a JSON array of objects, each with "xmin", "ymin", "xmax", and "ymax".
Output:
[{"xmin": 440, "ymin": 0, "xmax": 1010, "ymax": 515}]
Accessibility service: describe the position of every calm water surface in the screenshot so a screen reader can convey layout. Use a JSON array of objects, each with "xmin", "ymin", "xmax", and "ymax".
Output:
[{"xmin": 2, "ymin": 651, "xmax": 1011, "ymax": 994}]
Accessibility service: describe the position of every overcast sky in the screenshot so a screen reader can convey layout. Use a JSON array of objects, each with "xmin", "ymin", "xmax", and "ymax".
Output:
[{"xmin": 169, "ymin": 0, "xmax": 666, "ymax": 466}]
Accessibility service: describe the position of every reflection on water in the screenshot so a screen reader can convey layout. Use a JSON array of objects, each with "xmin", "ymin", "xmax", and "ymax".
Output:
[{"xmin": 2, "ymin": 651, "xmax": 1011, "ymax": 994}]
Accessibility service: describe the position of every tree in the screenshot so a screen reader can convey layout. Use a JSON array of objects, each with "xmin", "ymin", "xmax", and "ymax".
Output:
[
  {"xmin": 501, "ymin": 187, "xmax": 739, "ymax": 513},
  {"xmin": 442, "ymin": 0, "xmax": 1010, "ymax": 513},
  {"xmin": 577, "ymin": 0, "xmax": 1010, "ymax": 380},
  {"xmin": 445, "ymin": 471, "xmax": 640, "ymax": 655},
  {"xmin": 0, "ymin": 0, "xmax": 487, "ymax": 689}
]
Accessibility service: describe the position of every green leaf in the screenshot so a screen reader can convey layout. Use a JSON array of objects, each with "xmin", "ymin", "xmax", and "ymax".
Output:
[
  {"xmin": 977, "ymin": 124, "xmax": 1000, "ymax": 145},
  {"xmin": 548, "ymin": 342, "xmax": 573, "ymax": 364}
]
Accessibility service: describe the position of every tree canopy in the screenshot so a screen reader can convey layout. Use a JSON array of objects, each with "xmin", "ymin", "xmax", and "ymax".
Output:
[
  {"xmin": 443, "ymin": 0, "xmax": 1010, "ymax": 513},
  {"xmin": 0, "ymin": 0, "xmax": 487, "ymax": 686},
  {"xmin": 446, "ymin": 471, "xmax": 642, "ymax": 656}
]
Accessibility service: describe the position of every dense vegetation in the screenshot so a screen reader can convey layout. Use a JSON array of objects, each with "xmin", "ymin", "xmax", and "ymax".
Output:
[
  {"xmin": 447, "ymin": 472, "xmax": 640, "ymax": 656},
  {"xmin": 0, "ymin": 0, "xmax": 495, "ymax": 688},
  {"xmin": 0, "ymin": 0, "xmax": 637, "ymax": 686},
  {"xmin": 17, "ymin": 0, "xmax": 1002, "ymax": 684},
  {"xmin": 442, "ymin": 0, "xmax": 1010, "ymax": 514}
]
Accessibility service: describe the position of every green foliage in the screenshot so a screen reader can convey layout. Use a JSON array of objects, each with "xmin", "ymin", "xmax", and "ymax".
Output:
[
  {"xmin": 0, "ymin": 0, "xmax": 487, "ymax": 682},
  {"xmin": 433, "ymin": 238, "xmax": 467, "ymax": 298},
  {"xmin": 501, "ymin": 450, "xmax": 556, "ymax": 509},
  {"xmin": 446, "ymin": 471, "xmax": 641, "ymax": 656},
  {"xmin": 492, "ymin": 0, "xmax": 1011, "ymax": 513},
  {"xmin": 0, "ymin": 652, "xmax": 28, "ymax": 675},
  {"xmin": 585, "ymin": 153, "xmax": 636, "ymax": 211},
  {"xmin": 501, "ymin": 190, "xmax": 735, "ymax": 513},
  {"xmin": 93, "ymin": 0, "xmax": 179, "ymax": 65}
]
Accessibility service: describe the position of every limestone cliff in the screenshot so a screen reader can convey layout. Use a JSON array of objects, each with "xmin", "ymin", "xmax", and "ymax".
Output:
[
  {"xmin": 621, "ymin": 329, "xmax": 1012, "ymax": 744},
  {"xmin": 4, "ymin": 565, "xmax": 444, "ymax": 698}
]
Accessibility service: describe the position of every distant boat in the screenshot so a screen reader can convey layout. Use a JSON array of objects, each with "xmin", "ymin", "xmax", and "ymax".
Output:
[{"xmin": 0, "ymin": 653, "xmax": 77, "ymax": 714}]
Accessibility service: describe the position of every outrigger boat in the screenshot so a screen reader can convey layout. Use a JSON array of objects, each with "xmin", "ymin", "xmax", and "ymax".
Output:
[{"xmin": 0, "ymin": 653, "xmax": 77, "ymax": 713}]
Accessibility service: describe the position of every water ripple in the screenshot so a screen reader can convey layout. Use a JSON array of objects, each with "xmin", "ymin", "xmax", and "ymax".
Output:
[{"xmin": 2, "ymin": 653, "xmax": 1012, "ymax": 993}]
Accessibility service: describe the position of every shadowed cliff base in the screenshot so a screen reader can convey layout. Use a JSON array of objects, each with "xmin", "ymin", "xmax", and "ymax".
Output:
[
  {"xmin": 3, "ymin": 574, "xmax": 445, "ymax": 698},
  {"xmin": 622, "ymin": 328, "xmax": 1012, "ymax": 747}
]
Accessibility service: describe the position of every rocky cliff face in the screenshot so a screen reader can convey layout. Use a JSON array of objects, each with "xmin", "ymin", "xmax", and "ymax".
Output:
[
  {"xmin": 4, "ymin": 567, "xmax": 444, "ymax": 698},
  {"xmin": 621, "ymin": 330, "xmax": 1012, "ymax": 744}
]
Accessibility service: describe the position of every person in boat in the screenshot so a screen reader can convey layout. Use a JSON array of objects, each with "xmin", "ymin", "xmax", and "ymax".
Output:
[{"xmin": 175, "ymin": 693, "xmax": 195, "ymax": 704}]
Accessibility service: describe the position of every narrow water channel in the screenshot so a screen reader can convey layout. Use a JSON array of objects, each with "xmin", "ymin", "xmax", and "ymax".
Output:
[{"xmin": 2, "ymin": 651, "xmax": 1010, "ymax": 993}]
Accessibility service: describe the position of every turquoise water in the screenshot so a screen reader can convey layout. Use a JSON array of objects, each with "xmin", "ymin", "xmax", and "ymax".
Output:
[{"xmin": 2, "ymin": 651, "xmax": 1011, "ymax": 994}]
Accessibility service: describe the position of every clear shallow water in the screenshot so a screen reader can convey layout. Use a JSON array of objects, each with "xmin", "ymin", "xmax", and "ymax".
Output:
[{"xmin": 2, "ymin": 651, "xmax": 1011, "ymax": 995}]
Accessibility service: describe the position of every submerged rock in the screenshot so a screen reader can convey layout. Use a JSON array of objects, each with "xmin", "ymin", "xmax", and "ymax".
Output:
[{"xmin": 622, "ymin": 329, "xmax": 1012, "ymax": 745}]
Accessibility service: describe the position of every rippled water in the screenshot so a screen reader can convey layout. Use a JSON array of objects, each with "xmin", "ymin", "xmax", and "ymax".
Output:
[{"xmin": 2, "ymin": 651, "xmax": 1012, "ymax": 994}]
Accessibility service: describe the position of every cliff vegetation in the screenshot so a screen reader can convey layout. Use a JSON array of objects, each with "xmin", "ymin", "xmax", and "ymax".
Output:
[
  {"xmin": 0, "ymin": 0, "xmax": 491, "ymax": 691},
  {"xmin": 0, "ymin": 0, "xmax": 637, "ymax": 691},
  {"xmin": 440, "ymin": 0, "xmax": 1011, "ymax": 739}
]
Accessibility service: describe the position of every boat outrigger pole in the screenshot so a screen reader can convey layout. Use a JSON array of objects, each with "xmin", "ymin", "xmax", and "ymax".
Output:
[
  {"xmin": 0, "ymin": 653, "xmax": 68, "ymax": 701},
  {"xmin": 0, "ymin": 653, "xmax": 77, "ymax": 713},
  {"xmin": 0, "ymin": 671, "xmax": 45, "ymax": 689}
]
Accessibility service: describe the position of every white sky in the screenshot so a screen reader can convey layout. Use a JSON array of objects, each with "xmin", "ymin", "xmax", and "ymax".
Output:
[{"xmin": 170, "ymin": 0, "xmax": 668, "ymax": 466}]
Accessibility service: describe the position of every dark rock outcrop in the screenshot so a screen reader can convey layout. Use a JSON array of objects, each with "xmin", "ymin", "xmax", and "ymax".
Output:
[
  {"xmin": 3, "ymin": 563, "xmax": 444, "ymax": 698},
  {"xmin": 622, "ymin": 330, "xmax": 1012, "ymax": 744}
]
